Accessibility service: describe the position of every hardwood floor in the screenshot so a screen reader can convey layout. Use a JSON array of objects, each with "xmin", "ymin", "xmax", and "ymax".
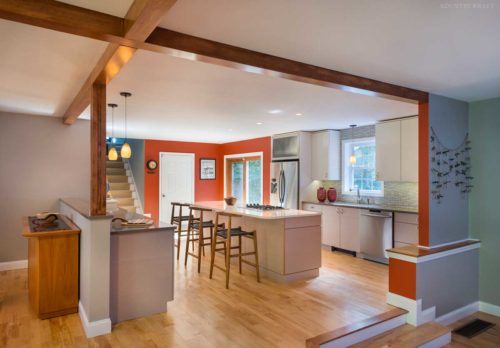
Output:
[
  {"xmin": 0, "ymin": 249, "xmax": 391, "ymax": 347},
  {"xmin": 446, "ymin": 312, "xmax": 500, "ymax": 348}
]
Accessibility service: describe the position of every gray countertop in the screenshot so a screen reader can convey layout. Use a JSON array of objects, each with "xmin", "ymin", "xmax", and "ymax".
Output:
[
  {"xmin": 60, "ymin": 197, "xmax": 113, "ymax": 220},
  {"xmin": 110, "ymin": 209, "xmax": 175, "ymax": 234},
  {"xmin": 302, "ymin": 200, "xmax": 418, "ymax": 214}
]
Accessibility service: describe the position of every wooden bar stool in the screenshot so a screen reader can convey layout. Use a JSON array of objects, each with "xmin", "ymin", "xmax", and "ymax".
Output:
[
  {"xmin": 209, "ymin": 212, "xmax": 260, "ymax": 289},
  {"xmin": 170, "ymin": 202, "xmax": 191, "ymax": 260},
  {"xmin": 184, "ymin": 207, "xmax": 220, "ymax": 273}
]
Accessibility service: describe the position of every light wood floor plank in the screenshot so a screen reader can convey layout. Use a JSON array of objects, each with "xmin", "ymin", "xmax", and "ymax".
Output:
[{"xmin": 1, "ymin": 249, "xmax": 393, "ymax": 347}]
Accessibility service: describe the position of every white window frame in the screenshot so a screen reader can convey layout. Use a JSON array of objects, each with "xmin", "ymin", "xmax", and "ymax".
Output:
[
  {"xmin": 223, "ymin": 152, "xmax": 264, "ymax": 205},
  {"xmin": 342, "ymin": 137, "xmax": 384, "ymax": 197}
]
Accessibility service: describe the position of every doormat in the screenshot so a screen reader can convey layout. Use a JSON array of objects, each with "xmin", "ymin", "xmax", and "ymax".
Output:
[{"xmin": 453, "ymin": 319, "xmax": 495, "ymax": 338}]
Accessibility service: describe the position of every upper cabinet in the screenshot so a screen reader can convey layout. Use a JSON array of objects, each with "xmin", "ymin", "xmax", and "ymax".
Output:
[
  {"xmin": 375, "ymin": 116, "xmax": 418, "ymax": 182},
  {"xmin": 311, "ymin": 130, "xmax": 341, "ymax": 181}
]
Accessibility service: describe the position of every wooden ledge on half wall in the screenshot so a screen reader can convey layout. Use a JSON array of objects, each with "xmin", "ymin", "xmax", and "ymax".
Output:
[
  {"xmin": 387, "ymin": 239, "xmax": 480, "ymax": 258},
  {"xmin": 305, "ymin": 307, "xmax": 408, "ymax": 348}
]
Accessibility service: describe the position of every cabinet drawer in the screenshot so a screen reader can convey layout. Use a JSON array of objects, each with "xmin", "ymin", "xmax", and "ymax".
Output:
[
  {"xmin": 303, "ymin": 203, "xmax": 322, "ymax": 212},
  {"xmin": 394, "ymin": 212, "xmax": 418, "ymax": 224},
  {"xmin": 394, "ymin": 222, "xmax": 418, "ymax": 244}
]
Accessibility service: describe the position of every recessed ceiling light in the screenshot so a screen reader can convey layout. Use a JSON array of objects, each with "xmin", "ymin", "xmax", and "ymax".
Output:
[
  {"xmin": 296, "ymin": 113, "xmax": 303, "ymax": 116},
  {"xmin": 256, "ymin": 122, "xmax": 263, "ymax": 125},
  {"xmin": 268, "ymin": 109, "xmax": 282, "ymax": 114}
]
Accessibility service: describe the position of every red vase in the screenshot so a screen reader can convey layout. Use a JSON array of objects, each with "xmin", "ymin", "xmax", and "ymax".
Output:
[
  {"xmin": 327, "ymin": 187, "xmax": 337, "ymax": 202},
  {"xmin": 317, "ymin": 187, "xmax": 327, "ymax": 202}
]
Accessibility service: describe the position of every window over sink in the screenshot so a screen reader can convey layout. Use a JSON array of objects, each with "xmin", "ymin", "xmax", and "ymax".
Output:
[{"xmin": 342, "ymin": 137, "xmax": 384, "ymax": 196}]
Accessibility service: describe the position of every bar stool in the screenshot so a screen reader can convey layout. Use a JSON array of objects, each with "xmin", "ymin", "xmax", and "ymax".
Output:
[
  {"xmin": 209, "ymin": 212, "xmax": 260, "ymax": 289},
  {"xmin": 170, "ymin": 202, "xmax": 191, "ymax": 260},
  {"xmin": 184, "ymin": 207, "xmax": 219, "ymax": 272}
]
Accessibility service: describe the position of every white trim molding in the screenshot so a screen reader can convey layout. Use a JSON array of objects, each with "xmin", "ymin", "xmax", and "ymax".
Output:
[
  {"xmin": 480, "ymin": 301, "xmax": 500, "ymax": 317},
  {"xmin": 386, "ymin": 292, "xmax": 435, "ymax": 326},
  {"xmin": 418, "ymin": 238, "xmax": 479, "ymax": 250},
  {"xmin": 387, "ymin": 241, "xmax": 480, "ymax": 264},
  {"xmin": 78, "ymin": 302, "xmax": 112, "ymax": 338},
  {"xmin": 0, "ymin": 259, "xmax": 28, "ymax": 271},
  {"xmin": 436, "ymin": 302, "xmax": 479, "ymax": 326}
]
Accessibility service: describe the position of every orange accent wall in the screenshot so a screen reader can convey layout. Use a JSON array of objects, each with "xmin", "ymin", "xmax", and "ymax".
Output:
[
  {"xmin": 143, "ymin": 137, "xmax": 271, "ymax": 222},
  {"xmin": 144, "ymin": 140, "xmax": 221, "ymax": 223},
  {"xmin": 389, "ymin": 258, "xmax": 417, "ymax": 300},
  {"xmin": 219, "ymin": 137, "xmax": 271, "ymax": 205},
  {"xmin": 418, "ymin": 102, "xmax": 429, "ymax": 247}
]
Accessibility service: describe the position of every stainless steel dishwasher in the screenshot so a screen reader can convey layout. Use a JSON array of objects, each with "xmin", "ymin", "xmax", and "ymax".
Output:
[{"xmin": 359, "ymin": 209, "xmax": 393, "ymax": 264}]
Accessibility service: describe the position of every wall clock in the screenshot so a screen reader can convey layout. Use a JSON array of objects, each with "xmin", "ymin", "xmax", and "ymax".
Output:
[{"xmin": 146, "ymin": 160, "xmax": 158, "ymax": 171}]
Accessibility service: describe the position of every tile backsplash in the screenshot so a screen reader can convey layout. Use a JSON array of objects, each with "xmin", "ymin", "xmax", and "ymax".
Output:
[{"xmin": 305, "ymin": 180, "xmax": 418, "ymax": 209}]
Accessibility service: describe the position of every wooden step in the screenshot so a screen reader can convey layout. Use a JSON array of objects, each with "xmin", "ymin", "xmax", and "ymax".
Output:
[
  {"xmin": 106, "ymin": 161, "xmax": 124, "ymax": 168},
  {"xmin": 350, "ymin": 322, "xmax": 451, "ymax": 348},
  {"xmin": 106, "ymin": 167, "xmax": 125, "ymax": 175},
  {"xmin": 115, "ymin": 197, "xmax": 134, "ymax": 206},
  {"xmin": 109, "ymin": 182, "xmax": 130, "ymax": 190},
  {"xmin": 121, "ymin": 205, "xmax": 136, "ymax": 213},
  {"xmin": 306, "ymin": 308, "xmax": 408, "ymax": 348},
  {"xmin": 107, "ymin": 175, "xmax": 128, "ymax": 183},
  {"xmin": 110, "ymin": 190, "xmax": 132, "ymax": 198}
]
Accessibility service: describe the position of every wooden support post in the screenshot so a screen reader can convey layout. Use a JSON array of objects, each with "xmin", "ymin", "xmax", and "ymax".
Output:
[{"xmin": 90, "ymin": 83, "xmax": 107, "ymax": 216}]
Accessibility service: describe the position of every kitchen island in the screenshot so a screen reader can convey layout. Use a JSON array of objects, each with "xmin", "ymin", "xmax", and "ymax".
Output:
[{"xmin": 191, "ymin": 201, "xmax": 322, "ymax": 282}]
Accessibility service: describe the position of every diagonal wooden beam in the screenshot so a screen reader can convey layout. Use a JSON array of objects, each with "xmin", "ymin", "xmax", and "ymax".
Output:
[
  {"xmin": 62, "ymin": 0, "xmax": 177, "ymax": 125},
  {"xmin": 145, "ymin": 28, "xmax": 428, "ymax": 103},
  {"xmin": 0, "ymin": 0, "xmax": 125, "ymax": 42}
]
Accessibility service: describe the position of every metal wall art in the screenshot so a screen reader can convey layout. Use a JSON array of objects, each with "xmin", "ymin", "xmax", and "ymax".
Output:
[{"xmin": 430, "ymin": 127, "xmax": 473, "ymax": 203}]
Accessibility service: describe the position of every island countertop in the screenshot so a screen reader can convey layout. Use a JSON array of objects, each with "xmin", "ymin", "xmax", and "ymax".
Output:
[{"xmin": 191, "ymin": 201, "xmax": 320, "ymax": 220}]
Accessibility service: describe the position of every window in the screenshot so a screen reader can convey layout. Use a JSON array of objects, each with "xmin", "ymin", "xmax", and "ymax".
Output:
[
  {"xmin": 225, "ymin": 154, "xmax": 263, "ymax": 204},
  {"xmin": 342, "ymin": 137, "xmax": 383, "ymax": 196}
]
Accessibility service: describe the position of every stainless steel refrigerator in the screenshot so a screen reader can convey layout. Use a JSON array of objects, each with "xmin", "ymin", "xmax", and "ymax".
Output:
[{"xmin": 270, "ymin": 160, "xmax": 299, "ymax": 209}]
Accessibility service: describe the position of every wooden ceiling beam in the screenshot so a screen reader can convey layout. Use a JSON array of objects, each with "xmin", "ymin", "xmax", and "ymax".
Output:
[
  {"xmin": 145, "ymin": 28, "xmax": 428, "ymax": 103},
  {"xmin": 0, "ymin": 0, "xmax": 125, "ymax": 43},
  {"xmin": 62, "ymin": 0, "xmax": 177, "ymax": 125}
]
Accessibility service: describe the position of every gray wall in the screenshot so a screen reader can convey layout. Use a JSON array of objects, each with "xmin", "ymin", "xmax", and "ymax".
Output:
[
  {"xmin": 417, "ymin": 249, "xmax": 479, "ymax": 316},
  {"xmin": 428, "ymin": 94, "xmax": 469, "ymax": 246},
  {"xmin": 469, "ymin": 97, "xmax": 500, "ymax": 307},
  {"xmin": 0, "ymin": 112, "xmax": 90, "ymax": 262},
  {"xmin": 127, "ymin": 139, "xmax": 145, "ymax": 205}
]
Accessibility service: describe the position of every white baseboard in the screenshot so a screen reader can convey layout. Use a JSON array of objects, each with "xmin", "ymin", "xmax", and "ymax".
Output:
[
  {"xmin": 480, "ymin": 301, "xmax": 500, "ymax": 317},
  {"xmin": 0, "ymin": 259, "xmax": 27, "ymax": 271},
  {"xmin": 436, "ymin": 302, "xmax": 479, "ymax": 326},
  {"xmin": 78, "ymin": 302, "xmax": 112, "ymax": 338},
  {"xmin": 386, "ymin": 292, "xmax": 435, "ymax": 326}
]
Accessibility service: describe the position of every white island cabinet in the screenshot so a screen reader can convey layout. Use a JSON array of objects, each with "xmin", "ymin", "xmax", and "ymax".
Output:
[{"xmin": 192, "ymin": 201, "xmax": 322, "ymax": 283}]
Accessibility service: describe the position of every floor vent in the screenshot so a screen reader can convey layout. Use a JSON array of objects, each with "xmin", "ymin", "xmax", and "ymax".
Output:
[{"xmin": 453, "ymin": 318, "xmax": 495, "ymax": 338}]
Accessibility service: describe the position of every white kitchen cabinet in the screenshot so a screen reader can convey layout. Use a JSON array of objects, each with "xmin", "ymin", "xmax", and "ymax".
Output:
[
  {"xmin": 322, "ymin": 205, "xmax": 340, "ymax": 247},
  {"xmin": 376, "ymin": 120, "xmax": 401, "ymax": 181},
  {"xmin": 338, "ymin": 207, "xmax": 360, "ymax": 252},
  {"xmin": 401, "ymin": 117, "xmax": 419, "ymax": 182},
  {"xmin": 394, "ymin": 212, "xmax": 419, "ymax": 245},
  {"xmin": 376, "ymin": 116, "xmax": 418, "ymax": 182},
  {"xmin": 302, "ymin": 204, "xmax": 360, "ymax": 253},
  {"xmin": 311, "ymin": 130, "xmax": 340, "ymax": 180}
]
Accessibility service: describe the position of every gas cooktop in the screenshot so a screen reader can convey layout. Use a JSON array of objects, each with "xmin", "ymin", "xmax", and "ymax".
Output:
[{"xmin": 246, "ymin": 204, "xmax": 284, "ymax": 210}]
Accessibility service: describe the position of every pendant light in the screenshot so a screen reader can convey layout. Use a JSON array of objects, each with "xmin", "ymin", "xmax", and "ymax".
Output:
[
  {"xmin": 349, "ymin": 124, "xmax": 357, "ymax": 165},
  {"xmin": 108, "ymin": 103, "xmax": 118, "ymax": 161},
  {"xmin": 120, "ymin": 92, "xmax": 132, "ymax": 159}
]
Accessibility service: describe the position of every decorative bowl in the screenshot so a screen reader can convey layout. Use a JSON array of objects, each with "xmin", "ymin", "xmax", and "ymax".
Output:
[{"xmin": 224, "ymin": 197, "xmax": 237, "ymax": 206}]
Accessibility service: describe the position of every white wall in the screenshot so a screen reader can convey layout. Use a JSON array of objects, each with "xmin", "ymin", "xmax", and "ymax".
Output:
[{"xmin": 0, "ymin": 112, "xmax": 90, "ymax": 262}]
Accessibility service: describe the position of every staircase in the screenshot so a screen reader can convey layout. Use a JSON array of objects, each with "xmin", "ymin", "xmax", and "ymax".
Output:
[{"xmin": 106, "ymin": 159, "xmax": 140, "ymax": 213}]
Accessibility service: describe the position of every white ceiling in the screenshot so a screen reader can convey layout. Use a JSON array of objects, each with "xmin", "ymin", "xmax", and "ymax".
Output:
[
  {"xmin": 159, "ymin": 0, "xmax": 500, "ymax": 102},
  {"xmin": 0, "ymin": 19, "xmax": 107, "ymax": 116},
  {"xmin": 104, "ymin": 50, "xmax": 416, "ymax": 143}
]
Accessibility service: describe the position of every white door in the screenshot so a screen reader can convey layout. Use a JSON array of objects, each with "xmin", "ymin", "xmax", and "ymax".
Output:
[{"xmin": 159, "ymin": 152, "xmax": 195, "ymax": 223}]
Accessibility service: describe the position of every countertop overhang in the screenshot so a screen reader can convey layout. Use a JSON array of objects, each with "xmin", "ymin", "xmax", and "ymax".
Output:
[{"xmin": 192, "ymin": 201, "xmax": 320, "ymax": 219}]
